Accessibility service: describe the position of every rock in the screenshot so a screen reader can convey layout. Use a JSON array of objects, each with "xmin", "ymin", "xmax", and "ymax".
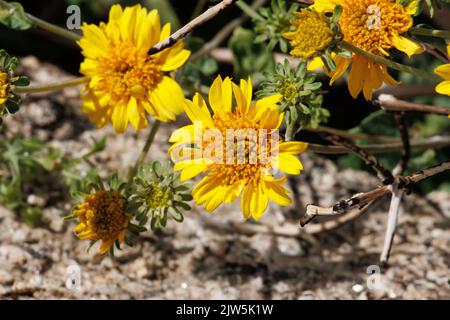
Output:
[{"xmin": 0, "ymin": 270, "xmax": 14, "ymax": 285}]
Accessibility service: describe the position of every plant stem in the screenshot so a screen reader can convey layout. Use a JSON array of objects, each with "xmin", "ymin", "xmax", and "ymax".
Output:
[
  {"xmin": 236, "ymin": 0, "xmax": 264, "ymax": 20},
  {"xmin": 0, "ymin": 0, "xmax": 81, "ymax": 42},
  {"xmin": 340, "ymin": 41, "xmax": 442, "ymax": 82},
  {"xmin": 14, "ymin": 77, "xmax": 89, "ymax": 94},
  {"xmin": 410, "ymin": 27, "xmax": 450, "ymax": 39},
  {"xmin": 127, "ymin": 120, "xmax": 161, "ymax": 183}
]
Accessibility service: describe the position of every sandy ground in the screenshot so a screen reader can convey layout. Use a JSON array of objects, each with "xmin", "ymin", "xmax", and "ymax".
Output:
[{"xmin": 0, "ymin": 57, "xmax": 449, "ymax": 300}]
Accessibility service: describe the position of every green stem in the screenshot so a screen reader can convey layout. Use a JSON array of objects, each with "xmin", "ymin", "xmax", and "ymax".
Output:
[
  {"xmin": 0, "ymin": 0, "xmax": 81, "ymax": 42},
  {"xmin": 14, "ymin": 77, "xmax": 89, "ymax": 94},
  {"xmin": 410, "ymin": 27, "xmax": 450, "ymax": 39},
  {"xmin": 127, "ymin": 120, "xmax": 161, "ymax": 183},
  {"xmin": 340, "ymin": 41, "xmax": 442, "ymax": 82},
  {"xmin": 236, "ymin": 0, "xmax": 263, "ymax": 20}
]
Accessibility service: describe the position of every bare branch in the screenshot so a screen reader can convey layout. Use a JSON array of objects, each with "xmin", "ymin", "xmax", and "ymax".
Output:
[
  {"xmin": 300, "ymin": 160, "xmax": 450, "ymax": 227},
  {"xmin": 322, "ymin": 133, "xmax": 394, "ymax": 184},
  {"xmin": 191, "ymin": 0, "xmax": 267, "ymax": 61},
  {"xmin": 376, "ymin": 94, "xmax": 450, "ymax": 116},
  {"xmin": 392, "ymin": 112, "xmax": 411, "ymax": 176},
  {"xmin": 148, "ymin": 0, "xmax": 239, "ymax": 55},
  {"xmin": 307, "ymin": 136, "xmax": 450, "ymax": 155},
  {"xmin": 201, "ymin": 201, "xmax": 374, "ymax": 237},
  {"xmin": 380, "ymin": 181, "xmax": 403, "ymax": 266}
]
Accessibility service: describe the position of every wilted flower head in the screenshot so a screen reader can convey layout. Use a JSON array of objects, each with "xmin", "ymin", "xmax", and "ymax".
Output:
[
  {"xmin": 78, "ymin": 4, "xmax": 190, "ymax": 133},
  {"xmin": 0, "ymin": 50, "xmax": 29, "ymax": 124},
  {"xmin": 69, "ymin": 173, "xmax": 134, "ymax": 255},
  {"xmin": 257, "ymin": 59, "xmax": 328, "ymax": 134},
  {"xmin": 131, "ymin": 161, "xmax": 192, "ymax": 230}
]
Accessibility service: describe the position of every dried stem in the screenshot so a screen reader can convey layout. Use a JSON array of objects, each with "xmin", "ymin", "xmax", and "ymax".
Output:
[
  {"xmin": 202, "ymin": 202, "xmax": 374, "ymax": 237},
  {"xmin": 191, "ymin": 0, "xmax": 267, "ymax": 61},
  {"xmin": 14, "ymin": 77, "xmax": 89, "ymax": 94},
  {"xmin": 380, "ymin": 182, "xmax": 403, "ymax": 266},
  {"xmin": 300, "ymin": 160, "xmax": 450, "ymax": 226},
  {"xmin": 314, "ymin": 126, "xmax": 400, "ymax": 143},
  {"xmin": 322, "ymin": 133, "xmax": 394, "ymax": 184},
  {"xmin": 376, "ymin": 94, "xmax": 450, "ymax": 116},
  {"xmin": 392, "ymin": 112, "xmax": 411, "ymax": 176},
  {"xmin": 148, "ymin": 0, "xmax": 239, "ymax": 55},
  {"xmin": 307, "ymin": 135, "xmax": 450, "ymax": 155}
]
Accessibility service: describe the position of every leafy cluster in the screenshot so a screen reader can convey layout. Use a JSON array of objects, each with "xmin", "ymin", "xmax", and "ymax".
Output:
[
  {"xmin": 0, "ymin": 137, "xmax": 106, "ymax": 225},
  {"xmin": 130, "ymin": 161, "xmax": 192, "ymax": 231},
  {"xmin": 257, "ymin": 59, "xmax": 328, "ymax": 137},
  {"xmin": 253, "ymin": 0, "xmax": 299, "ymax": 52},
  {"xmin": 0, "ymin": 50, "xmax": 29, "ymax": 125}
]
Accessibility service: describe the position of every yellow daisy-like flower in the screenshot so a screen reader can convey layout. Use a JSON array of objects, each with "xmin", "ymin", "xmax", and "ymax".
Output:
[
  {"xmin": 73, "ymin": 191, "xmax": 131, "ymax": 254},
  {"xmin": 169, "ymin": 76, "xmax": 308, "ymax": 221},
  {"xmin": 309, "ymin": 0, "xmax": 422, "ymax": 100},
  {"xmin": 283, "ymin": 9, "xmax": 334, "ymax": 58},
  {"xmin": 78, "ymin": 4, "xmax": 190, "ymax": 133},
  {"xmin": 434, "ymin": 43, "xmax": 450, "ymax": 98},
  {"xmin": 0, "ymin": 71, "xmax": 11, "ymax": 105}
]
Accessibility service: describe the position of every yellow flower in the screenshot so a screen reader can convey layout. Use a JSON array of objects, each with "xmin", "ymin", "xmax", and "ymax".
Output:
[
  {"xmin": 169, "ymin": 76, "xmax": 308, "ymax": 221},
  {"xmin": 73, "ymin": 191, "xmax": 131, "ymax": 254},
  {"xmin": 309, "ymin": 0, "xmax": 422, "ymax": 100},
  {"xmin": 0, "ymin": 71, "xmax": 11, "ymax": 105},
  {"xmin": 434, "ymin": 43, "xmax": 450, "ymax": 98},
  {"xmin": 78, "ymin": 4, "xmax": 190, "ymax": 133},
  {"xmin": 283, "ymin": 9, "xmax": 334, "ymax": 58}
]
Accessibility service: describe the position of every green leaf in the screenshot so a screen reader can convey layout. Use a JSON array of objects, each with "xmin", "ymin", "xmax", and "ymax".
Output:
[{"xmin": 0, "ymin": 2, "xmax": 32, "ymax": 31}]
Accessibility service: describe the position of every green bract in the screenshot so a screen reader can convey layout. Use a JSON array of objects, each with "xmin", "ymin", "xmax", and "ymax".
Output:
[
  {"xmin": 0, "ymin": 49, "xmax": 29, "ymax": 125},
  {"xmin": 257, "ymin": 59, "xmax": 329, "ymax": 138},
  {"xmin": 253, "ymin": 0, "xmax": 299, "ymax": 53},
  {"xmin": 130, "ymin": 161, "xmax": 192, "ymax": 231}
]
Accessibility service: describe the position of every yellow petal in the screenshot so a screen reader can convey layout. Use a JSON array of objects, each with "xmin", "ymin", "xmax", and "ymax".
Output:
[
  {"xmin": 250, "ymin": 183, "xmax": 269, "ymax": 221},
  {"xmin": 241, "ymin": 184, "xmax": 253, "ymax": 220},
  {"xmin": 347, "ymin": 55, "xmax": 366, "ymax": 99},
  {"xmin": 276, "ymin": 153, "xmax": 303, "ymax": 175},
  {"xmin": 99, "ymin": 240, "xmax": 113, "ymax": 255},
  {"xmin": 263, "ymin": 177, "xmax": 292, "ymax": 207},
  {"xmin": 184, "ymin": 99, "xmax": 213, "ymax": 127},
  {"xmin": 111, "ymin": 102, "xmax": 129, "ymax": 133},
  {"xmin": 279, "ymin": 141, "xmax": 308, "ymax": 154},
  {"xmin": 161, "ymin": 46, "xmax": 191, "ymax": 71},
  {"xmin": 435, "ymin": 64, "xmax": 450, "ymax": 80},
  {"xmin": 391, "ymin": 35, "xmax": 423, "ymax": 57},
  {"xmin": 308, "ymin": 56, "xmax": 324, "ymax": 71},
  {"xmin": 149, "ymin": 76, "xmax": 185, "ymax": 121},
  {"xmin": 330, "ymin": 55, "xmax": 351, "ymax": 85},
  {"xmin": 435, "ymin": 80, "xmax": 450, "ymax": 96}
]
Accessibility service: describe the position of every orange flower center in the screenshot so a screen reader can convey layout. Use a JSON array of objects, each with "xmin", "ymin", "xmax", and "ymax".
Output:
[
  {"xmin": 340, "ymin": 0, "xmax": 413, "ymax": 55},
  {"xmin": 96, "ymin": 42, "xmax": 162, "ymax": 103},
  {"xmin": 75, "ymin": 191, "xmax": 129, "ymax": 241},
  {"xmin": 204, "ymin": 112, "xmax": 279, "ymax": 186}
]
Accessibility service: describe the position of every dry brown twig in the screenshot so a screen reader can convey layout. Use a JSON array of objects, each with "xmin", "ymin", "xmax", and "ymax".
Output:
[
  {"xmin": 376, "ymin": 94, "xmax": 450, "ymax": 116},
  {"xmin": 300, "ymin": 160, "xmax": 450, "ymax": 227},
  {"xmin": 378, "ymin": 112, "xmax": 411, "ymax": 265},
  {"xmin": 149, "ymin": 0, "xmax": 239, "ymax": 55},
  {"xmin": 322, "ymin": 133, "xmax": 395, "ymax": 184},
  {"xmin": 191, "ymin": 0, "xmax": 267, "ymax": 61},
  {"xmin": 201, "ymin": 201, "xmax": 374, "ymax": 237}
]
